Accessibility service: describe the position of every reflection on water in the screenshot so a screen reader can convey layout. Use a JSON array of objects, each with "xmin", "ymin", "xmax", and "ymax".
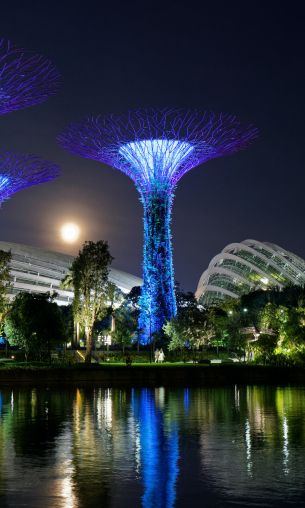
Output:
[
  {"xmin": 131, "ymin": 388, "xmax": 179, "ymax": 507},
  {"xmin": 0, "ymin": 385, "xmax": 305, "ymax": 507}
]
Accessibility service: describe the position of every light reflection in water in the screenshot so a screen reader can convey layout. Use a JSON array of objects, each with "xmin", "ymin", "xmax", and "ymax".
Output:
[
  {"xmin": 234, "ymin": 384, "xmax": 240, "ymax": 411},
  {"xmin": 283, "ymin": 416, "xmax": 289, "ymax": 474},
  {"xmin": 132, "ymin": 388, "xmax": 179, "ymax": 508},
  {"xmin": 55, "ymin": 426, "xmax": 78, "ymax": 508},
  {"xmin": 0, "ymin": 386, "xmax": 304, "ymax": 507},
  {"xmin": 183, "ymin": 388, "xmax": 190, "ymax": 414},
  {"xmin": 245, "ymin": 418, "xmax": 252, "ymax": 477}
]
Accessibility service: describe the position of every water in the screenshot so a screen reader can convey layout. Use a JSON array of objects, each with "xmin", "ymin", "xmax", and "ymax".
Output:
[{"xmin": 0, "ymin": 385, "xmax": 305, "ymax": 507}]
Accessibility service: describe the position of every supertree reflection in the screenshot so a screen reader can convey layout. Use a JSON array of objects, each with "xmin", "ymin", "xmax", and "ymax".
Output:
[{"xmin": 131, "ymin": 388, "xmax": 179, "ymax": 508}]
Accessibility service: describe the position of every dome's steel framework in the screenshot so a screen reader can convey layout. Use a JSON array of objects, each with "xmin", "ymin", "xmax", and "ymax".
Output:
[{"xmin": 196, "ymin": 239, "xmax": 305, "ymax": 305}]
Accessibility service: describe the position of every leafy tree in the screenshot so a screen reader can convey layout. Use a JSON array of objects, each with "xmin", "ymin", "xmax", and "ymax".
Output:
[
  {"xmin": 70, "ymin": 241, "xmax": 113, "ymax": 362},
  {"xmin": 165, "ymin": 304, "xmax": 210, "ymax": 352},
  {"xmin": 0, "ymin": 249, "xmax": 12, "ymax": 333},
  {"xmin": 106, "ymin": 280, "xmax": 124, "ymax": 331},
  {"xmin": 164, "ymin": 318, "xmax": 185, "ymax": 351},
  {"xmin": 60, "ymin": 271, "xmax": 80, "ymax": 347},
  {"xmin": 252, "ymin": 333, "xmax": 278, "ymax": 364},
  {"xmin": 206, "ymin": 307, "xmax": 230, "ymax": 355},
  {"xmin": 111, "ymin": 306, "xmax": 134, "ymax": 352},
  {"xmin": 5, "ymin": 292, "xmax": 66, "ymax": 360},
  {"xmin": 123, "ymin": 286, "xmax": 142, "ymax": 349},
  {"xmin": 60, "ymin": 304, "xmax": 74, "ymax": 345}
]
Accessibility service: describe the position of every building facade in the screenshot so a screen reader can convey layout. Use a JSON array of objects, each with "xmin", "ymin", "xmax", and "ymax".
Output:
[
  {"xmin": 196, "ymin": 239, "xmax": 305, "ymax": 306},
  {"xmin": 0, "ymin": 241, "xmax": 142, "ymax": 306}
]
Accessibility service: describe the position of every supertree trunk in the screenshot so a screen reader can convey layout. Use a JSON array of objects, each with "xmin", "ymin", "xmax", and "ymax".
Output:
[
  {"xmin": 138, "ymin": 188, "xmax": 177, "ymax": 343},
  {"xmin": 58, "ymin": 108, "xmax": 258, "ymax": 346}
]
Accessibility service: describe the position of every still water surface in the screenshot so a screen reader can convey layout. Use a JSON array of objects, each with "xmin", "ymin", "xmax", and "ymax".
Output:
[{"xmin": 0, "ymin": 385, "xmax": 305, "ymax": 507}]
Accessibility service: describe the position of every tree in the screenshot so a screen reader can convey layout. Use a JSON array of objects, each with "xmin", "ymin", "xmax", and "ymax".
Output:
[
  {"xmin": 252, "ymin": 333, "xmax": 278, "ymax": 364},
  {"xmin": 122, "ymin": 286, "xmax": 141, "ymax": 349},
  {"xmin": 165, "ymin": 303, "xmax": 211, "ymax": 352},
  {"xmin": 106, "ymin": 281, "xmax": 124, "ymax": 331},
  {"xmin": 206, "ymin": 308, "xmax": 230, "ymax": 356},
  {"xmin": 5, "ymin": 292, "xmax": 66, "ymax": 361},
  {"xmin": 60, "ymin": 272, "xmax": 80, "ymax": 347},
  {"xmin": 0, "ymin": 249, "xmax": 12, "ymax": 333},
  {"xmin": 111, "ymin": 306, "xmax": 134, "ymax": 352},
  {"xmin": 70, "ymin": 241, "xmax": 113, "ymax": 363}
]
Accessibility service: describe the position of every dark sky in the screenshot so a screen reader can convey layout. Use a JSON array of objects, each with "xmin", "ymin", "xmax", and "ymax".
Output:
[{"xmin": 0, "ymin": 1, "xmax": 304, "ymax": 291}]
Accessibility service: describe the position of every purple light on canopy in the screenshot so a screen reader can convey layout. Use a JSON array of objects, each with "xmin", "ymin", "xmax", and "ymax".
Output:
[
  {"xmin": 0, "ymin": 39, "xmax": 60, "ymax": 115},
  {"xmin": 118, "ymin": 139, "xmax": 194, "ymax": 190},
  {"xmin": 0, "ymin": 151, "xmax": 60, "ymax": 205},
  {"xmin": 58, "ymin": 108, "xmax": 258, "ymax": 343}
]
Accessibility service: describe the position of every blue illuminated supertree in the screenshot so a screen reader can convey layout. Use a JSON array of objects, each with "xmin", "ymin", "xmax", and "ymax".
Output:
[
  {"xmin": 0, "ymin": 38, "xmax": 60, "ymax": 115},
  {"xmin": 58, "ymin": 109, "xmax": 258, "ymax": 344},
  {"xmin": 0, "ymin": 151, "xmax": 60, "ymax": 205}
]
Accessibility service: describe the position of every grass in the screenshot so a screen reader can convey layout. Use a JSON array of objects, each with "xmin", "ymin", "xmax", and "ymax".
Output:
[{"xmin": 0, "ymin": 360, "xmax": 242, "ymax": 371}]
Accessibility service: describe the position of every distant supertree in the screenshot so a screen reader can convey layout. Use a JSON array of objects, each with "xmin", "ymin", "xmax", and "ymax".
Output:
[
  {"xmin": 0, "ymin": 38, "xmax": 60, "ymax": 115},
  {"xmin": 58, "ymin": 108, "xmax": 258, "ymax": 344},
  {"xmin": 0, "ymin": 151, "xmax": 60, "ymax": 205}
]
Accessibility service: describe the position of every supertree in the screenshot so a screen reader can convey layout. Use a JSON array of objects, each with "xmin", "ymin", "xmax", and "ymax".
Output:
[
  {"xmin": 58, "ymin": 108, "xmax": 258, "ymax": 344},
  {"xmin": 0, "ymin": 151, "xmax": 60, "ymax": 205},
  {"xmin": 0, "ymin": 38, "xmax": 60, "ymax": 115}
]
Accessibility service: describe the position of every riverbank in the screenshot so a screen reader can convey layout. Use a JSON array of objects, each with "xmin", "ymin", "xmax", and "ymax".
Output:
[{"xmin": 0, "ymin": 363, "xmax": 305, "ymax": 386}]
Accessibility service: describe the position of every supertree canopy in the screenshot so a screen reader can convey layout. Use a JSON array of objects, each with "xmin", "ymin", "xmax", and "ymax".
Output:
[
  {"xmin": 0, "ymin": 151, "xmax": 60, "ymax": 204},
  {"xmin": 0, "ymin": 38, "xmax": 60, "ymax": 115},
  {"xmin": 58, "ymin": 108, "xmax": 258, "ymax": 344}
]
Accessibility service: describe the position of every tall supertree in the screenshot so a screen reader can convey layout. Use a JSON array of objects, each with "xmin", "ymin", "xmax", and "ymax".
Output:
[
  {"xmin": 58, "ymin": 109, "xmax": 258, "ymax": 344},
  {"xmin": 0, "ymin": 151, "xmax": 60, "ymax": 205},
  {"xmin": 0, "ymin": 38, "xmax": 60, "ymax": 115}
]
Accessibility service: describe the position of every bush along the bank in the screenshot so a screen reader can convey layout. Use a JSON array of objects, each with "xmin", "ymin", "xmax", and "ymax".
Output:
[{"xmin": 164, "ymin": 286, "xmax": 305, "ymax": 366}]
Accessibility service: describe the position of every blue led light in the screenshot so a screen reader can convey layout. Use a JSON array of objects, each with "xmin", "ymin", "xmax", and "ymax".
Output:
[
  {"xmin": 119, "ymin": 139, "xmax": 193, "ymax": 188},
  {"xmin": 0, "ymin": 175, "xmax": 10, "ymax": 191},
  {"xmin": 58, "ymin": 109, "xmax": 258, "ymax": 344},
  {"xmin": 0, "ymin": 153, "xmax": 60, "ymax": 205}
]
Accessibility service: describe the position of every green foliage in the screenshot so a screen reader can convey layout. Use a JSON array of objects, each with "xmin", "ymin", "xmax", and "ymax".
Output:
[
  {"xmin": 165, "ymin": 285, "xmax": 305, "ymax": 364},
  {"xmin": 164, "ymin": 300, "xmax": 211, "ymax": 351},
  {"xmin": 111, "ymin": 306, "xmax": 135, "ymax": 351},
  {"xmin": 252, "ymin": 333, "xmax": 278, "ymax": 364},
  {"xmin": 5, "ymin": 292, "xmax": 67, "ymax": 360},
  {"xmin": 69, "ymin": 240, "xmax": 113, "ymax": 362}
]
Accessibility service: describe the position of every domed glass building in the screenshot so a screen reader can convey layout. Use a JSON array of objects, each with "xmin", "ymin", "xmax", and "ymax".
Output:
[
  {"xmin": 196, "ymin": 239, "xmax": 305, "ymax": 306},
  {"xmin": 0, "ymin": 241, "xmax": 142, "ymax": 306}
]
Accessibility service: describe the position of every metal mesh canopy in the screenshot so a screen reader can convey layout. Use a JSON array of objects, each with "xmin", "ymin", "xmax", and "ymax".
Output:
[
  {"xmin": 196, "ymin": 239, "xmax": 305, "ymax": 306},
  {"xmin": 0, "ymin": 38, "xmax": 60, "ymax": 115},
  {"xmin": 58, "ymin": 108, "xmax": 258, "ymax": 192},
  {"xmin": 58, "ymin": 108, "xmax": 258, "ymax": 343},
  {"xmin": 0, "ymin": 151, "xmax": 60, "ymax": 203}
]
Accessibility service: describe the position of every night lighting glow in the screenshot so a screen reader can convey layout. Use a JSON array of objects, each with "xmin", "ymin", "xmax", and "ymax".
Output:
[
  {"xmin": 58, "ymin": 108, "xmax": 258, "ymax": 343},
  {"xmin": 0, "ymin": 151, "xmax": 60, "ymax": 205},
  {"xmin": 119, "ymin": 139, "xmax": 194, "ymax": 187},
  {"xmin": 61, "ymin": 223, "xmax": 80, "ymax": 243},
  {"xmin": 0, "ymin": 38, "xmax": 60, "ymax": 116},
  {"xmin": 0, "ymin": 176, "xmax": 10, "ymax": 192}
]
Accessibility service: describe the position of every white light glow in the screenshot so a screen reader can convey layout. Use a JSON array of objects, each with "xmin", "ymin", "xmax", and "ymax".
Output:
[
  {"xmin": 261, "ymin": 277, "xmax": 269, "ymax": 285},
  {"xmin": 119, "ymin": 139, "xmax": 194, "ymax": 183},
  {"xmin": 61, "ymin": 223, "xmax": 80, "ymax": 243},
  {"xmin": 0, "ymin": 175, "xmax": 10, "ymax": 190}
]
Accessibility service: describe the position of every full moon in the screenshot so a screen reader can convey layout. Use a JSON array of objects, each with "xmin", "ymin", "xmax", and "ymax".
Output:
[{"xmin": 60, "ymin": 223, "xmax": 80, "ymax": 243}]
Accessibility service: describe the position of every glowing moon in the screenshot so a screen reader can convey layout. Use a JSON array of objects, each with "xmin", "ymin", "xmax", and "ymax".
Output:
[{"xmin": 60, "ymin": 223, "xmax": 80, "ymax": 243}]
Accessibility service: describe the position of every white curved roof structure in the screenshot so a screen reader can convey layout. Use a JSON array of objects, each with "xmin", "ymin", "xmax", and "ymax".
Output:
[
  {"xmin": 196, "ymin": 239, "xmax": 305, "ymax": 306},
  {"xmin": 0, "ymin": 241, "xmax": 142, "ymax": 306}
]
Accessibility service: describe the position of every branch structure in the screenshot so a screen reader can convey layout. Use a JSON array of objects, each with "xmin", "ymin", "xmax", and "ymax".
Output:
[
  {"xmin": 0, "ymin": 151, "xmax": 60, "ymax": 204},
  {"xmin": 0, "ymin": 39, "xmax": 60, "ymax": 115},
  {"xmin": 58, "ymin": 108, "xmax": 258, "ymax": 344}
]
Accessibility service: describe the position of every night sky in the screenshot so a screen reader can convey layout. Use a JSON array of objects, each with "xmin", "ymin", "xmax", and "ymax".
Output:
[{"xmin": 0, "ymin": 1, "xmax": 304, "ymax": 291}]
